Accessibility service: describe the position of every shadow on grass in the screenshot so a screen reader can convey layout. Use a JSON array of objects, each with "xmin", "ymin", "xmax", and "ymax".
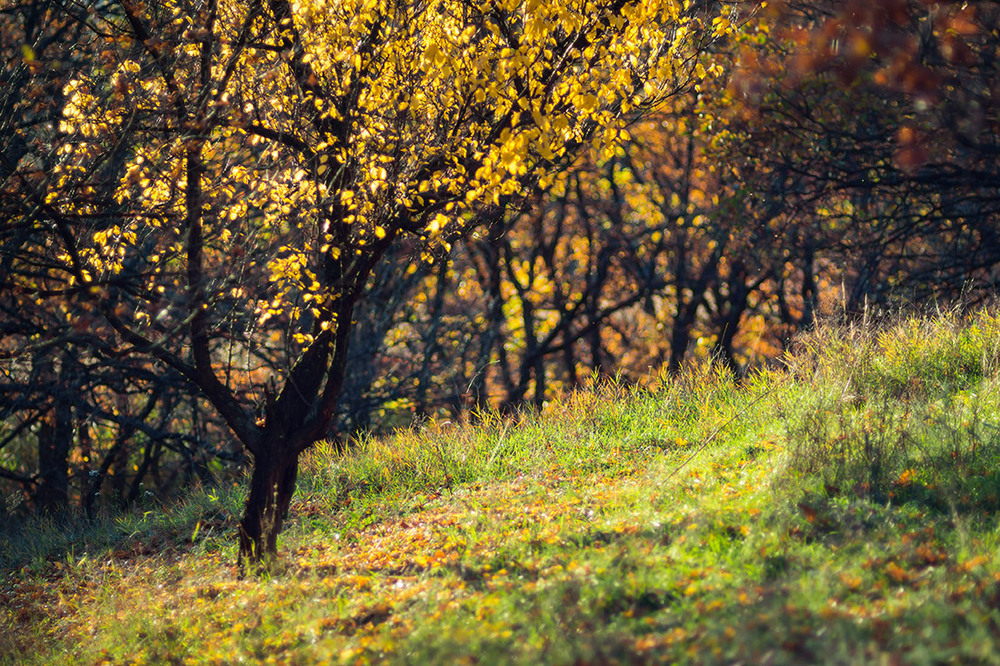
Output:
[{"xmin": 0, "ymin": 485, "xmax": 241, "ymax": 573}]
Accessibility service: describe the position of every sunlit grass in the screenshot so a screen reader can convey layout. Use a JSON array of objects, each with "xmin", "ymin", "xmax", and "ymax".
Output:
[{"xmin": 5, "ymin": 310, "xmax": 1000, "ymax": 664}]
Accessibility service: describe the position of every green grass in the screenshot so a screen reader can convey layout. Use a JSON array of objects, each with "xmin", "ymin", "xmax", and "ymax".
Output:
[{"xmin": 5, "ymin": 310, "xmax": 1000, "ymax": 664}]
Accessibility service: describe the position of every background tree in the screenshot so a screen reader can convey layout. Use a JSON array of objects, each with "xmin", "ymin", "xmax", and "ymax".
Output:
[
  {"xmin": 1, "ymin": 0, "xmax": 228, "ymax": 515},
  {"xmin": 331, "ymin": 0, "xmax": 1000, "ymax": 426},
  {"xmin": 727, "ymin": 0, "xmax": 1000, "ymax": 312}
]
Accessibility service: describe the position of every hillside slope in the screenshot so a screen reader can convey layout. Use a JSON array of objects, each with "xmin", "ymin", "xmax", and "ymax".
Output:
[{"xmin": 4, "ymin": 313, "xmax": 1000, "ymax": 664}]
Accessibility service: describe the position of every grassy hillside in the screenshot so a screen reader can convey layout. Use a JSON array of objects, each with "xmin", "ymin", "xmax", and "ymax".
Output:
[{"xmin": 5, "ymin": 312, "xmax": 1000, "ymax": 664}]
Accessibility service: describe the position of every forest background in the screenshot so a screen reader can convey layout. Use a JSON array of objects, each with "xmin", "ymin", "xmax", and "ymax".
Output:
[{"xmin": 1, "ymin": 0, "xmax": 999, "ymax": 562}]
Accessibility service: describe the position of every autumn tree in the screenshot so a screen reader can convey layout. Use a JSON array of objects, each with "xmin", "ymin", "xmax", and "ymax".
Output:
[
  {"xmin": 0, "ymin": 0, "xmax": 83, "ymax": 512},
  {"xmin": 1, "ymin": 0, "xmax": 241, "ymax": 515},
  {"xmin": 1, "ymin": 0, "xmax": 734, "ymax": 566}
]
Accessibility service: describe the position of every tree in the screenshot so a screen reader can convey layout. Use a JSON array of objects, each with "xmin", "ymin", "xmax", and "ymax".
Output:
[
  {"xmin": 725, "ymin": 0, "xmax": 1000, "ymax": 313},
  {"xmin": 3, "ymin": 0, "xmax": 733, "ymax": 567},
  {"xmin": 1, "ymin": 0, "xmax": 233, "ymax": 515}
]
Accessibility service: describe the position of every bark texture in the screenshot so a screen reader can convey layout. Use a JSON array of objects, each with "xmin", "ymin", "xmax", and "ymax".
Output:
[{"xmin": 237, "ymin": 441, "xmax": 300, "ymax": 570}]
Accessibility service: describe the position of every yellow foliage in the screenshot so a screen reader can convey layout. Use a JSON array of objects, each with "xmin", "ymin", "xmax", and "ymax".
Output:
[{"xmin": 39, "ymin": 0, "xmax": 735, "ymax": 350}]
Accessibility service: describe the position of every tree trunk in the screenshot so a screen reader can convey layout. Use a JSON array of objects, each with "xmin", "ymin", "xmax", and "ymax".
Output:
[
  {"xmin": 35, "ymin": 402, "xmax": 72, "ymax": 512},
  {"xmin": 667, "ymin": 316, "xmax": 693, "ymax": 375},
  {"xmin": 237, "ymin": 441, "xmax": 300, "ymax": 571}
]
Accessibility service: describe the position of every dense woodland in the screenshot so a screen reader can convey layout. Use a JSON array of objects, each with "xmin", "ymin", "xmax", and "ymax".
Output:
[{"xmin": 1, "ymin": 0, "xmax": 999, "ymax": 565}]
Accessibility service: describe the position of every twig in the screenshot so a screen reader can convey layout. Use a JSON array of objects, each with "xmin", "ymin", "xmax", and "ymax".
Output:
[
  {"xmin": 664, "ymin": 388, "xmax": 772, "ymax": 481},
  {"xmin": 486, "ymin": 422, "xmax": 511, "ymax": 470}
]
